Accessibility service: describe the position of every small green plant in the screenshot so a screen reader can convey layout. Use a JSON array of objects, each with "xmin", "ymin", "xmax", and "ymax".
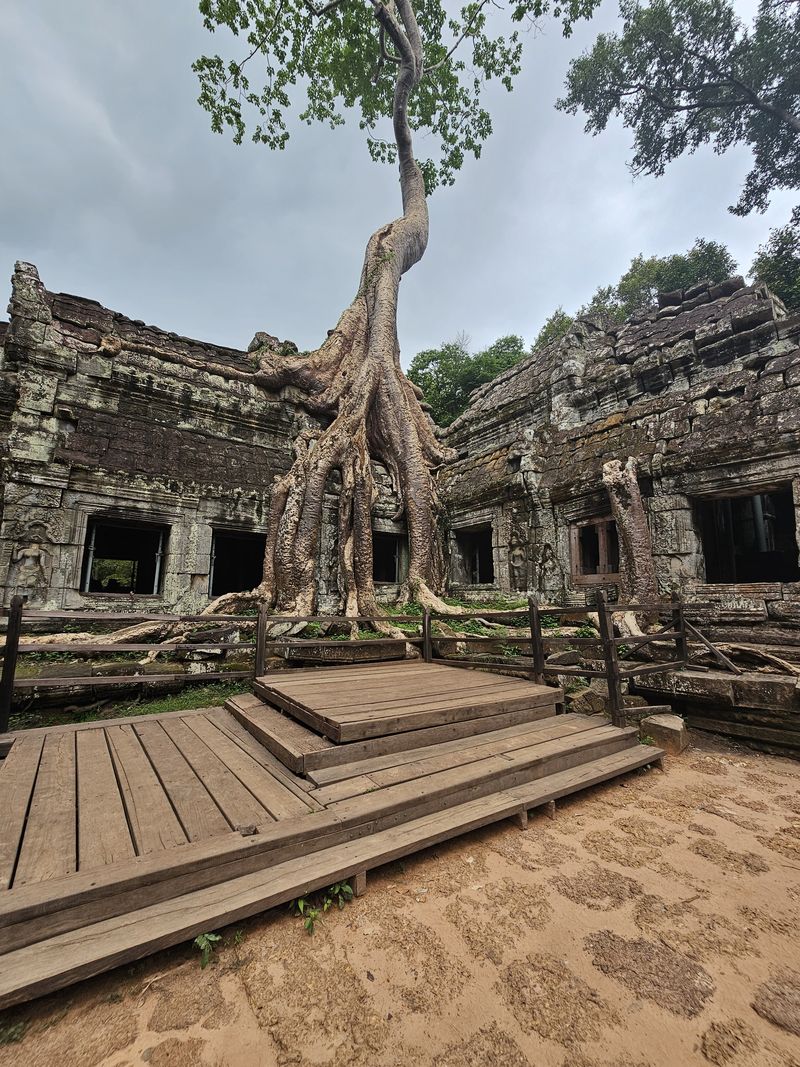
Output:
[
  {"xmin": 564, "ymin": 676, "xmax": 588, "ymax": 693},
  {"xmin": 640, "ymin": 734, "xmax": 656, "ymax": 746},
  {"xmin": 0, "ymin": 1020, "xmax": 28, "ymax": 1046},
  {"xmin": 574, "ymin": 624, "xmax": 598, "ymax": 638},
  {"xmin": 290, "ymin": 881, "xmax": 355, "ymax": 934},
  {"xmin": 501, "ymin": 644, "xmax": 522, "ymax": 657},
  {"xmin": 194, "ymin": 931, "xmax": 222, "ymax": 968},
  {"xmin": 302, "ymin": 622, "xmax": 324, "ymax": 638},
  {"xmin": 325, "ymin": 881, "xmax": 355, "ymax": 910},
  {"xmin": 618, "ymin": 643, "xmax": 631, "ymax": 657},
  {"xmin": 540, "ymin": 615, "xmax": 560, "ymax": 630}
]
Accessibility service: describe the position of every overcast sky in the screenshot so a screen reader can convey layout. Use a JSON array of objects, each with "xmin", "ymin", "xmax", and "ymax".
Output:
[{"xmin": 0, "ymin": 1, "xmax": 794, "ymax": 365}]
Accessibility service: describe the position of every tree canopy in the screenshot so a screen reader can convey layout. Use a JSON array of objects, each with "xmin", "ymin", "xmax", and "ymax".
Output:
[
  {"xmin": 407, "ymin": 333, "xmax": 527, "ymax": 424},
  {"xmin": 557, "ymin": 0, "xmax": 800, "ymax": 215},
  {"xmin": 532, "ymin": 238, "xmax": 738, "ymax": 345},
  {"xmin": 193, "ymin": 0, "xmax": 596, "ymax": 193},
  {"xmin": 751, "ymin": 206, "xmax": 800, "ymax": 309}
]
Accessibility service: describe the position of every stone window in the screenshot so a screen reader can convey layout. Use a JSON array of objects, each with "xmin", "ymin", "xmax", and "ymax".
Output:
[
  {"xmin": 453, "ymin": 525, "xmax": 495, "ymax": 585},
  {"xmin": 209, "ymin": 529, "xmax": 267, "ymax": 596},
  {"xmin": 570, "ymin": 517, "xmax": 620, "ymax": 585},
  {"xmin": 695, "ymin": 488, "xmax": 800, "ymax": 583},
  {"xmin": 81, "ymin": 519, "xmax": 168, "ymax": 595},
  {"xmin": 372, "ymin": 531, "xmax": 408, "ymax": 584}
]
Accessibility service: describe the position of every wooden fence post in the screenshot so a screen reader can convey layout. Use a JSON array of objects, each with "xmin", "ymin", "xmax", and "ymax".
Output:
[
  {"xmin": 671, "ymin": 592, "xmax": 688, "ymax": 665},
  {"xmin": 254, "ymin": 603, "xmax": 268, "ymax": 679},
  {"xmin": 0, "ymin": 596, "xmax": 24, "ymax": 733},
  {"xmin": 596, "ymin": 591, "xmax": 626, "ymax": 729},
  {"xmin": 422, "ymin": 609, "xmax": 433, "ymax": 663},
  {"xmin": 528, "ymin": 597, "xmax": 546, "ymax": 685}
]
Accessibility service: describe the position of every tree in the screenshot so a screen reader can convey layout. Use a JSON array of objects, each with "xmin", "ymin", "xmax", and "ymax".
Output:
[
  {"xmin": 557, "ymin": 0, "xmax": 800, "ymax": 215},
  {"xmin": 532, "ymin": 306, "xmax": 574, "ymax": 348},
  {"xmin": 533, "ymin": 238, "xmax": 737, "ymax": 334},
  {"xmin": 587, "ymin": 238, "xmax": 738, "ymax": 320},
  {"xmin": 407, "ymin": 334, "xmax": 473, "ymax": 427},
  {"xmin": 408, "ymin": 334, "xmax": 526, "ymax": 425},
  {"xmin": 189, "ymin": 0, "xmax": 589, "ymax": 616},
  {"xmin": 751, "ymin": 206, "xmax": 800, "ymax": 308}
]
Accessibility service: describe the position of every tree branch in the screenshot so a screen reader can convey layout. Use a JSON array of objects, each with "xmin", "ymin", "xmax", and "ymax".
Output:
[
  {"xmin": 304, "ymin": 0, "xmax": 348, "ymax": 16},
  {"xmin": 424, "ymin": 0, "xmax": 491, "ymax": 73}
]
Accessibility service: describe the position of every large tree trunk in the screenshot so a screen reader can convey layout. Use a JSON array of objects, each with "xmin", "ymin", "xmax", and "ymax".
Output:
[
  {"xmin": 240, "ymin": 0, "xmax": 455, "ymax": 619},
  {"xmin": 28, "ymin": 3, "xmax": 456, "ymax": 653},
  {"xmin": 602, "ymin": 457, "xmax": 659, "ymax": 607}
]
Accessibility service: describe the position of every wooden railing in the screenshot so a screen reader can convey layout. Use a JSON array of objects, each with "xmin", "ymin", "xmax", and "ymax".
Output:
[
  {"xmin": 0, "ymin": 596, "xmax": 258, "ymax": 733},
  {"xmin": 0, "ymin": 593, "xmax": 740, "ymax": 733}
]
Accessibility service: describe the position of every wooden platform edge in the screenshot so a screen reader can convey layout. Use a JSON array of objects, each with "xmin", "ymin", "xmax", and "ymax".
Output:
[
  {"xmin": 0, "ymin": 721, "xmax": 639, "ymax": 952},
  {"xmin": 0, "ymin": 744, "xmax": 664, "ymax": 1010},
  {"xmin": 236, "ymin": 691, "xmax": 559, "ymax": 774}
]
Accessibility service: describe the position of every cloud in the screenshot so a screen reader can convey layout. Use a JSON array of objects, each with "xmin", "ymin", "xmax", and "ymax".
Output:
[{"xmin": 0, "ymin": 0, "xmax": 793, "ymax": 364}]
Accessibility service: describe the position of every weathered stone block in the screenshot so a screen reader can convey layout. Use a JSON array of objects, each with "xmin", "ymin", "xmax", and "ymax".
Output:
[
  {"xmin": 640, "ymin": 712, "xmax": 689, "ymax": 754},
  {"xmin": 732, "ymin": 676, "xmax": 799, "ymax": 712}
]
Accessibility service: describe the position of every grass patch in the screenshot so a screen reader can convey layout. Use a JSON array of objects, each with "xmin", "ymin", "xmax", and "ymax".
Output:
[
  {"xmin": 7, "ymin": 680, "xmax": 252, "ymax": 732},
  {"xmin": 0, "ymin": 1020, "xmax": 28, "ymax": 1045}
]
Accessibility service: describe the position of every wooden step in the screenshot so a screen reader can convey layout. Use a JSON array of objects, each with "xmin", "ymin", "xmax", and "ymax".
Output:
[
  {"xmin": 0, "ymin": 718, "xmax": 637, "ymax": 955},
  {"xmin": 255, "ymin": 665, "xmax": 563, "ymax": 743},
  {"xmin": 324, "ymin": 721, "xmax": 641, "ymax": 827},
  {"xmin": 229, "ymin": 691, "xmax": 558, "ymax": 774},
  {"xmin": 307, "ymin": 715, "xmax": 606, "ymax": 802},
  {"xmin": 225, "ymin": 694, "xmax": 336, "ymax": 774},
  {"xmin": 0, "ymin": 744, "xmax": 663, "ymax": 1010}
]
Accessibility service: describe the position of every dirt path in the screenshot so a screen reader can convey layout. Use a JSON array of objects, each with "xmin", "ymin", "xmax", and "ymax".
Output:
[{"xmin": 2, "ymin": 733, "xmax": 799, "ymax": 1067}]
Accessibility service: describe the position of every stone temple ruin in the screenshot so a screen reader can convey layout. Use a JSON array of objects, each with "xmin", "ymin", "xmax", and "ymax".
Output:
[{"xmin": 2, "ymin": 260, "xmax": 798, "ymax": 635}]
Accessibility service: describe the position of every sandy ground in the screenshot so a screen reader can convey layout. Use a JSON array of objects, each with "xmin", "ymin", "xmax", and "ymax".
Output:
[{"xmin": 2, "ymin": 732, "xmax": 799, "ymax": 1067}]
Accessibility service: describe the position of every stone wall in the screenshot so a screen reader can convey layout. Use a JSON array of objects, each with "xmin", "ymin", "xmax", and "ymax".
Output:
[
  {"xmin": 1, "ymin": 264, "xmax": 309, "ymax": 611},
  {"xmin": 440, "ymin": 277, "xmax": 800, "ymax": 637},
  {"xmin": 0, "ymin": 263, "xmax": 407, "ymax": 614},
  {"xmin": 3, "ymin": 261, "xmax": 798, "ymax": 634}
]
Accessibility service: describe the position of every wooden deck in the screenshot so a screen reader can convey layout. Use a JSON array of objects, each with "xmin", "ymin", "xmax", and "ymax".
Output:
[
  {"xmin": 0, "ymin": 662, "xmax": 663, "ymax": 1009},
  {"xmin": 0, "ymin": 707, "xmax": 318, "ymax": 893},
  {"xmin": 256, "ymin": 661, "xmax": 558, "ymax": 741}
]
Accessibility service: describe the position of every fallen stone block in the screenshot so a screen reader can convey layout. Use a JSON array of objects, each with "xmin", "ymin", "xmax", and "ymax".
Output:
[{"xmin": 640, "ymin": 712, "xmax": 689, "ymax": 754}]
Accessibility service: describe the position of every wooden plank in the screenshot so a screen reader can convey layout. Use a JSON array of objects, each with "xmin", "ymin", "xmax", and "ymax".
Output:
[
  {"xmin": 270, "ymin": 663, "xmax": 439, "ymax": 689},
  {"xmin": 225, "ymin": 695, "xmax": 334, "ymax": 774},
  {"xmin": 160, "ymin": 717, "xmax": 273, "ymax": 828},
  {"xmin": 256, "ymin": 659, "xmax": 419, "ymax": 681},
  {"xmin": 287, "ymin": 671, "xmax": 535, "ymax": 708},
  {"xmin": 619, "ymin": 660, "xmax": 686, "ymax": 678},
  {"xmin": 13, "ymin": 671, "xmax": 251, "ymax": 691},
  {"xmin": 309, "ymin": 716, "xmax": 601, "ymax": 803},
  {"xmin": 134, "ymin": 721, "xmax": 231, "ymax": 842},
  {"xmin": 0, "ymin": 744, "xmax": 663, "ymax": 1010},
  {"xmin": 328, "ymin": 681, "xmax": 544, "ymax": 717},
  {"xmin": 205, "ymin": 709, "xmax": 321, "ymax": 807},
  {"xmin": 311, "ymin": 775, "xmax": 380, "ymax": 805},
  {"xmin": 327, "ymin": 724, "xmax": 637, "ymax": 826},
  {"xmin": 0, "ymin": 736, "xmax": 44, "ymax": 890},
  {"xmin": 106, "ymin": 725, "xmax": 187, "ymax": 855},
  {"xmin": 16, "ymin": 642, "xmax": 255, "ymax": 653},
  {"xmin": 20, "ymin": 611, "xmax": 256, "ymax": 623},
  {"xmin": 334, "ymin": 692, "xmax": 549, "ymax": 742},
  {"xmin": 252, "ymin": 697, "xmax": 557, "ymax": 774},
  {"xmin": 14, "ymin": 733, "xmax": 77, "ymax": 887},
  {"xmin": 183, "ymin": 715, "xmax": 310, "ymax": 820},
  {"xmin": 308, "ymin": 715, "xmax": 567, "ymax": 786},
  {"xmin": 0, "ymin": 705, "xmax": 231, "ymax": 742},
  {"xmin": 75, "ymin": 730, "xmax": 136, "ymax": 871}
]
